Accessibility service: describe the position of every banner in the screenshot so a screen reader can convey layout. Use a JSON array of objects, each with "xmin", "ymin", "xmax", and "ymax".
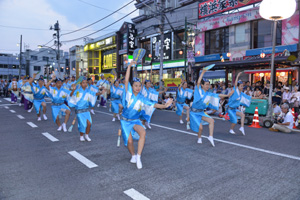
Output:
[
  {"xmin": 282, "ymin": 10, "xmax": 299, "ymax": 45},
  {"xmin": 198, "ymin": 0, "xmax": 262, "ymax": 19},
  {"xmin": 164, "ymin": 78, "xmax": 182, "ymax": 92}
]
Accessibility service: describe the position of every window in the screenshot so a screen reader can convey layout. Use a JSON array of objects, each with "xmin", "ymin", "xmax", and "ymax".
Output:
[
  {"xmin": 31, "ymin": 55, "xmax": 38, "ymax": 61},
  {"xmin": 88, "ymin": 67, "xmax": 93, "ymax": 74},
  {"xmin": 235, "ymin": 23, "xmax": 246, "ymax": 44},
  {"xmin": 252, "ymin": 20, "xmax": 281, "ymax": 49},
  {"xmin": 205, "ymin": 27, "xmax": 229, "ymax": 55},
  {"xmin": 72, "ymin": 60, "xmax": 76, "ymax": 69},
  {"xmin": 3, "ymin": 64, "xmax": 8, "ymax": 68},
  {"xmin": 94, "ymin": 67, "xmax": 99, "ymax": 74},
  {"xmin": 42, "ymin": 56, "xmax": 49, "ymax": 61},
  {"xmin": 60, "ymin": 67, "xmax": 64, "ymax": 72},
  {"xmin": 174, "ymin": 31, "xmax": 184, "ymax": 59},
  {"xmin": 0, "ymin": 64, "xmax": 3, "ymax": 68},
  {"xmin": 34, "ymin": 66, "xmax": 41, "ymax": 71}
]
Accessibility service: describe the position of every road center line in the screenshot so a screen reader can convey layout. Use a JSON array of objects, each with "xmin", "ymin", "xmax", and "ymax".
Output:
[
  {"xmin": 95, "ymin": 110, "xmax": 300, "ymax": 161},
  {"xmin": 17, "ymin": 115, "xmax": 24, "ymax": 119},
  {"xmin": 27, "ymin": 122, "xmax": 38, "ymax": 128},
  {"xmin": 42, "ymin": 132, "xmax": 59, "ymax": 142},
  {"xmin": 68, "ymin": 151, "xmax": 98, "ymax": 169},
  {"xmin": 9, "ymin": 110, "xmax": 16, "ymax": 113},
  {"xmin": 124, "ymin": 188, "xmax": 150, "ymax": 200}
]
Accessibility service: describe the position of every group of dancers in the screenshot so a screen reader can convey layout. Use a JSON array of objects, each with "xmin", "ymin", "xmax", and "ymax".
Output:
[{"xmin": 7, "ymin": 60, "xmax": 253, "ymax": 169}]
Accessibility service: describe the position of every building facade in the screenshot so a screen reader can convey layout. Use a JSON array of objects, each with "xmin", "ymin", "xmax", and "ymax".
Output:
[
  {"xmin": 69, "ymin": 45, "xmax": 88, "ymax": 78},
  {"xmin": 0, "ymin": 53, "xmax": 26, "ymax": 80}
]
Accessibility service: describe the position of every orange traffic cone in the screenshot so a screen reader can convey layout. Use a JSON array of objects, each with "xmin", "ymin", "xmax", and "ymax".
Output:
[
  {"xmin": 249, "ymin": 107, "xmax": 261, "ymax": 128},
  {"xmin": 292, "ymin": 108, "xmax": 297, "ymax": 129}
]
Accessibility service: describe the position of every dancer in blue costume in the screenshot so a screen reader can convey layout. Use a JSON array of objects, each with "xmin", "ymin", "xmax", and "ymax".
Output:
[
  {"xmin": 96, "ymin": 74, "xmax": 110, "ymax": 108},
  {"xmin": 8, "ymin": 77, "xmax": 19, "ymax": 104},
  {"xmin": 87, "ymin": 78, "xmax": 99, "ymax": 115},
  {"xmin": 226, "ymin": 72, "xmax": 252, "ymax": 135},
  {"xmin": 110, "ymin": 79, "xmax": 124, "ymax": 121},
  {"xmin": 190, "ymin": 69, "xmax": 228, "ymax": 146},
  {"xmin": 28, "ymin": 73, "xmax": 49, "ymax": 121},
  {"xmin": 176, "ymin": 81, "xmax": 193, "ymax": 124},
  {"xmin": 21, "ymin": 77, "xmax": 34, "ymax": 112},
  {"xmin": 17, "ymin": 74, "xmax": 25, "ymax": 107},
  {"xmin": 46, "ymin": 75, "xmax": 71, "ymax": 132},
  {"xmin": 62, "ymin": 77, "xmax": 70, "ymax": 90},
  {"xmin": 69, "ymin": 78, "xmax": 104, "ymax": 142},
  {"xmin": 121, "ymin": 61, "xmax": 173, "ymax": 169}
]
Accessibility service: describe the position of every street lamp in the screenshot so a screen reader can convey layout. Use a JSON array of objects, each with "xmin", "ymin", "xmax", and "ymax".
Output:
[{"xmin": 259, "ymin": 0, "xmax": 296, "ymax": 117}]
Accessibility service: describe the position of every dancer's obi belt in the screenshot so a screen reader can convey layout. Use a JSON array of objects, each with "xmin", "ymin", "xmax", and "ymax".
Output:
[
  {"xmin": 121, "ymin": 117, "xmax": 138, "ymax": 122},
  {"xmin": 225, "ymin": 105, "xmax": 237, "ymax": 110},
  {"xmin": 75, "ymin": 109, "xmax": 89, "ymax": 114},
  {"xmin": 110, "ymin": 98, "xmax": 119, "ymax": 101},
  {"xmin": 23, "ymin": 91, "xmax": 33, "ymax": 94},
  {"xmin": 52, "ymin": 102, "xmax": 65, "ymax": 106},
  {"xmin": 191, "ymin": 108, "xmax": 204, "ymax": 113},
  {"xmin": 177, "ymin": 101, "xmax": 185, "ymax": 104},
  {"xmin": 34, "ymin": 97, "xmax": 44, "ymax": 100}
]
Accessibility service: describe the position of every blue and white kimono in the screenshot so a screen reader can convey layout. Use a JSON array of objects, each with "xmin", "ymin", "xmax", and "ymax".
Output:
[
  {"xmin": 68, "ymin": 88, "xmax": 97, "ymax": 133},
  {"xmin": 226, "ymin": 87, "xmax": 251, "ymax": 124},
  {"xmin": 62, "ymin": 82, "xmax": 70, "ymax": 90},
  {"xmin": 32, "ymin": 85, "xmax": 48, "ymax": 114},
  {"xmin": 140, "ymin": 86, "xmax": 159, "ymax": 122},
  {"xmin": 176, "ymin": 88, "xmax": 193, "ymax": 116},
  {"xmin": 119, "ymin": 83, "xmax": 125, "ymax": 90},
  {"xmin": 21, "ymin": 82, "xmax": 34, "ymax": 103},
  {"xmin": 121, "ymin": 83, "xmax": 156, "ymax": 146},
  {"xmin": 110, "ymin": 85, "xmax": 123, "ymax": 114},
  {"xmin": 190, "ymin": 86, "xmax": 220, "ymax": 132},
  {"xmin": 88, "ymin": 84, "xmax": 98, "ymax": 93},
  {"xmin": 8, "ymin": 81, "xmax": 19, "ymax": 100},
  {"xmin": 46, "ymin": 86, "xmax": 71, "ymax": 123}
]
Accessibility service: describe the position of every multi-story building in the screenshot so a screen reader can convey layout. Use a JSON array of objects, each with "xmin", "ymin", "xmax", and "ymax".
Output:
[
  {"xmin": 24, "ymin": 48, "xmax": 68, "ymax": 79},
  {"xmin": 0, "ymin": 53, "xmax": 26, "ymax": 80},
  {"xmin": 132, "ymin": 0, "xmax": 300, "ymax": 85},
  {"xmin": 69, "ymin": 45, "xmax": 88, "ymax": 78}
]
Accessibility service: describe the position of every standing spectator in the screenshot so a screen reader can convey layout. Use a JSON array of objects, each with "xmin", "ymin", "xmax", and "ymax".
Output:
[
  {"xmin": 282, "ymin": 86, "xmax": 291, "ymax": 104},
  {"xmin": 291, "ymin": 80, "xmax": 297, "ymax": 91},
  {"xmin": 263, "ymin": 82, "xmax": 270, "ymax": 97},
  {"xmin": 244, "ymin": 86, "xmax": 253, "ymax": 97},
  {"xmin": 243, "ymin": 81, "xmax": 251, "ymax": 91},
  {"xmin": 213, "ymin": 84, "xmax": 218, "ymax": 93},
  {"xmin": 290, "ymin": 85, "xmax": 300, "ymax": 113},
  {"xmin": 221, "ymin": 85, "xmax": 227, "ymax": 95},
  {"xmin": 208, "ymin": 84, "xmax": 214, "ymax": 93},
  {"xmin": 251, "ymin": 83, "xmax": 256, "ymax": 91},
  {"xmin": 226, "ymin": 83, "xmax": 233, "ymax": 94}
]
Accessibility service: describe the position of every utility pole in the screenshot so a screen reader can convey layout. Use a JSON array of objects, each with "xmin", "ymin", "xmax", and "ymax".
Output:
[
  {"xmin": 53, "ymin": 20, "xmax": 61, "ymax": 76},
  {"xmin": 18, "ymin": 35, "xmax": 22, "ymax": 79},
  {"xmin": 184, "ymin": 17, "xmax": 187, "ymax": 82},
  {"xmin": 159, "ymin": 0, "xmax": 165, "ymax": 89}
]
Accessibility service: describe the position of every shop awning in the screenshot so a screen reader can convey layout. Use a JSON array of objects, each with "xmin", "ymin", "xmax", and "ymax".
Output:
[{"xmin": 244, "ymin": 67, "xmax": 297, "ymax": 74}]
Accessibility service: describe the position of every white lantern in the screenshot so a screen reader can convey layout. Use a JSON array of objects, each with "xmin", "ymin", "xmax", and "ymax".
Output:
[{"xmin": 259, "ymin": 0, "xmax": 297, "ymax": 21}]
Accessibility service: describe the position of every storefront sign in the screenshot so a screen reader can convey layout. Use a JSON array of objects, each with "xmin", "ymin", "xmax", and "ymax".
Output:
[
  {"xmin": 136, "ymin": 60, "xmax": 184, "ymax": 71},
  {"xmin": 198, "ymin": 0, "xmax": 262, "ymax": 19},
  {"xmin": 187, "ymin": 49, "xmax": 195, "ymax": 63},
  {"xmin": 245, "ymin": 44, "xmax": 297, "ymax": 56},
  {"xmin": 127, "ymin": 23, "xmax": 136, "ymax": 51},
  {"xmin": 164, "ymin": 78, "xmax": 182, "ymax": 92},
  {"xmin": 243, "ymin": 53, "xmax": 285, "ymax": 60},
  {"xmin": 197, "ymin": 7, "xmax": 261, "ymax": 32},
  {"xmin": 195, "ymin": 53, "xmax": 229, "ymax": 63},
  {"xmin": 152, "ymin": 33, "xmax": 172, "ymax": 61}
]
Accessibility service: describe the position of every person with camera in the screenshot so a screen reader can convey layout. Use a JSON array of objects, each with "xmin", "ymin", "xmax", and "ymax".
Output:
[{"xmin": 269, "ymin": 103, "xmax": 294, "ymax": 133}]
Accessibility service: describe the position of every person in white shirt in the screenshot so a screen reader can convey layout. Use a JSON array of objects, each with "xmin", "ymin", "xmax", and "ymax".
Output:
[
  {"xmin": 269, "ymin": 103, "xmax": 294, "ymax": 133},
  {"xmin": 272, "ymin": 103, "xmax": 281, "ymax": 116},
  {"xmin": 290, "ymin": 85, "xmax": 300, "ymax": 113},
  {"xmin": 282, "ymin": 86, "xmax": 291, "ymax": 103}
]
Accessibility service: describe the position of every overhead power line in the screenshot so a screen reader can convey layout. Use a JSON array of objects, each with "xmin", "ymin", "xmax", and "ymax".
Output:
[
  {"xmin": 61, "ymin": 9, "xmax": 138, "ymax": 43},
  {"xmin": 77, "ymin": 0, "xmax": 128, "ymax": 14},
  {"xmin": 61, "ymin": 0, "xmax": 135, "ymax": 36}
]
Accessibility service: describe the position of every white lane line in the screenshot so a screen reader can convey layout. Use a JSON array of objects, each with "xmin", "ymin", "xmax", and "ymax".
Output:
[
  {"xmin": 42, "ymin": 132, "xmax": 59, "ymax": 142},
  {"xmin": 95, "ymin": 110, "xmax": 300, "ymax": 161},
  {"xmin": 124, "ymin": 188, "xmax": 150, "ymax": 200},
  {"xmin": 4, "ymin": 106, "xmax": 9, "ymax": 109},
  {"xmin": 68, "ymin": 151, "xmax": 98, "ymax": 169},
  {"xmin": 27, "ymin": 122, "xmax": 38, "ymax": 128},
  {"xmin": 9, "ymin": 110, "xmax": 16, "ymax": 113},
  {"xmin": 0, "ymin": 100, "xmax": 2, "ymax": 102},
  {"xmin": 4, "ymin": 97, "xmax": 20, "ymax": 102},
  {"xmin": 17, "ymin": 115, "xmax": 24, "ymax": 119},
  {"xmin": 0, "ymin": 104, "xmax": 18, "ymax": 107}
]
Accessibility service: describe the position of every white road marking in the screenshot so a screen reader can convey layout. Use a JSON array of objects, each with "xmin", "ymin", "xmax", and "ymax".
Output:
[
  {"xmin": 4, "ymin": 106, "xmax": 9, "ymax": 109},
  {"xmin": 9, "ymin": 110, "xmax": 16, "ymax": 113},
  {"xmin": 95, "ymin": 110, "xmax": 300, "ymax": 161},
  {"xmin": 124, "ymin": 188, "xmax": 150, "ymax": 200},
  {"xmin": 68, "ymin": 151, "xmax": 98, "ymax": 169},
  {"xmin": 27, "ymin": 122, "xmax": 38, "ymax": 128},
  {"xmin": 17, "ymin": 115, "xmax": 24, "ymax": 119},
  {"xmin": 0, "ymin": 104, "xmax": 18, "ymax": 107},
  {"xmin": 0, "ymin": 100, "xmax": 2, "ymax": 102},
  {"xmin": 42, "ymin": 132, "xmax": 59, "ymax": 142},
  {"xmin": 4, "ymin": 97, "xmax": 20, "ymax": 102}
]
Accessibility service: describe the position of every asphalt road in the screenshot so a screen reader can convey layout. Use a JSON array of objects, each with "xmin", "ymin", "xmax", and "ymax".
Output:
[{"xmin": 0, "ymin": 97, "xmax": 299, "ymax": 200}]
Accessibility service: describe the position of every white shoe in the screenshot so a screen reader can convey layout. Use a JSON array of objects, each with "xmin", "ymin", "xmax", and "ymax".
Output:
[
  {"xmin": 28, "ymin": 107, "xmax": 33, "ymax": 113},
  {"xmin": 103, "ymin": 105, "xmax": 107, "ymax": 108},
  {"xmin": 180, "ymin": 120, "xmax": 184, "ymax": 124},
  {"xmin": 84, "ymin": 134, "xmax": 91, "ymax": 142},
  {"xmin": 62, "ymin": 123, "xmax": 67, "ymax": 132},
  {"xmin": 117, "ymin": 114, "xmax": 120, "ymax": 121},
  {"xmin": 208, "ymin": 136, "xmax": 215, "ymax": 147},
  {"xmin": 146, "ymin": 122, "xmax": 151, "ymax": 129},
  {"xmin": 112, "ymin": 118, "xmax": 116, "ymax": 122},
  {"xmin": 37, "ymin": 117, "xmax": 41, "ymax": 121},
  {"xmin": 57, "ymin": 126, "xmax": 62, "ymax": 131},
  {"xmin": 90, "ymin": 109, "xmax": 95, "ymax": 115},
  {"xmin": 97, "ymin": 104, "xmax": 100, "ymax": 108},
  {"xmin": 229, "ymin": 129, "xmax": 236, "ymax": 134},
  {"xmin": 130, "ymin": 155, "xmax": 137, "ymax": 163},
  {"xmin": 239, "ymin": 127, "xmax": 245, "ymax": 136},
  {"xmin": 80, "ymin": 136, "xmax": 85, "ymax": 142},
  {"xmin": 136, "ymin": 155, "xmax": 142, "ymax": 169},
  {"xmin": 197, "ymin": 138, "xmax": 202, "ymax": 144},
  {"xmin": 11, "ymin": 101, "xmax": 14, "ymax": 104},
  {"xmin": 19, "ymin": 103, "xmax": 21, "ymax": 106},
  {"xmin": 43, "ymin": 114, "xmax": 47, "ymax": 120}
]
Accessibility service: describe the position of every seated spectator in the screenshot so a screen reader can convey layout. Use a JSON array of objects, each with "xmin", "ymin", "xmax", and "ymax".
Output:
[
  {"xmin": 290, "ymin": 85, "xmax": 300, "ymax": 113},
  {"xmin": 272, "ymin": 87, "xmax": 282, "ymax": 105},
  {"xmin": 221, "ymin": 85, "xmax": 227, "ymax": 95},
  {"xmin": 269, "ymin": 103, "xmax": 294, "ymax": 133},
  {"xmin": 208, "ymin": 84, "xmax": 214, "ymax": 93},
  {"xmin": 273, "ymin": 103, "xmax": 281, "ymax": 116},
  {"xmin": 213, "ymin": 84, "xmax": 218, "ymax": 93},
  {"xmin": 253, "ymin": 87, "xmax": 265, "ymax": 99},
  {"xmin": 244, "ymin": 86, "xmax": 253, "ymax": 97},
  {"xmin": 226, "ymin": 83, "xmax": 233, "ymax": 94},
  {"xmin": 243, "ymin": 81, "xmax": 252, "ymax": 91},
  {"xmin": 282, "ymin": 86, "xmax": 291, "ymax": 104},
  {"xmin": 263, "ymin": 82, "xmax": 270, "ymax": 96}
]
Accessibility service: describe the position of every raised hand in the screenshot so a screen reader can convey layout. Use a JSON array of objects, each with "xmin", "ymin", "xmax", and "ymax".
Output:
[{"xmin": 165, "ymin": 98, "xmax": 173, "ymax": 108}]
